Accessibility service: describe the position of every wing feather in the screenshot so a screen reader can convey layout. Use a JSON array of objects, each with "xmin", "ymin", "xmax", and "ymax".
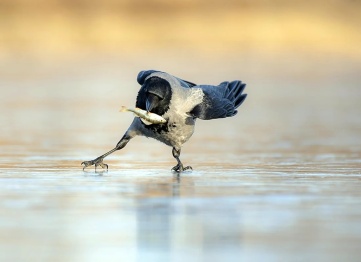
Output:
[
  {"xmin": 190, "ymin": 81, "xmax": 247, "ymax": 120},
  {"xmin": 137, "ymin": 70, "xmax": 196, "ymax": 88}
]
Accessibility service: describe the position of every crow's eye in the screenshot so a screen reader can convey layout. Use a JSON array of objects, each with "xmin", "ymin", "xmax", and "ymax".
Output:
[
  {"xmin": 156, "ymin": 94, "xmax": 164, "ymax": 100},
  {"xmin": 147, "ymin": 91, "xmax": 164, "ymax": 100}
]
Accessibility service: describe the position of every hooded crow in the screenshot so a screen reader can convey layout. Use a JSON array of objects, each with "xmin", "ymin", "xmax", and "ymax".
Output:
[{"xmin": 82, "ymin": 70, "xmax": 247, "ymax": 173}]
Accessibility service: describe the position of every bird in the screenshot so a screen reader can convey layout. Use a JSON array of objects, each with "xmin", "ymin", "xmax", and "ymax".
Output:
[{"xmin": 81, "ymin": 70, "xmax": 247, "ymax": 173}]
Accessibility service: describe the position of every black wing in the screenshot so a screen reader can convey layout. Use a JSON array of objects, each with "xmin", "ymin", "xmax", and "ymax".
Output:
[
  {"xmin": 190, "ymin": 81, "xmax": 247, "ymax": 120},
  {"xmin": 137, "ymin": 70, "xmax": 159, "ymax": 85},
  {"xmin": 137, "ymin": 70, "xmax": 196, "ymax": 88}
]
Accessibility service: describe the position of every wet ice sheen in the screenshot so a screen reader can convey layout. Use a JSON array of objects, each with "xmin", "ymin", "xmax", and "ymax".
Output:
[
  {"xmin": 1, "ymin": 166, "xmax": 361, "ymax": 262},
  {"xmin": 1, "ymin": 57, "xmax": 361, "ymax": 262}
]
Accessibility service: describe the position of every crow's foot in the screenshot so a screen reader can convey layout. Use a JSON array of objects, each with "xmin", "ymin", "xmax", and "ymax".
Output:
[
  {"xmin": 171, "ymin": 164, "xmax": 193, "ymax": 173},
  {"xmin": 81, "ymin": 157, "xmax": 108, "ymax": 171}
]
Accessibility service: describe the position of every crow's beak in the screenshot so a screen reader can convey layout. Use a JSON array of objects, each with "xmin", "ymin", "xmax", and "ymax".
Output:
[{"xmin": 146, "ymin": 94, "xmax": 159, "ymax": 113}]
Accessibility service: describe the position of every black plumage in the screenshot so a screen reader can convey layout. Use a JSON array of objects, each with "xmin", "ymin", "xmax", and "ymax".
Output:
[
  {"xmin": 190, "ymin": 81, "xmax": 247, "ymax": 120},
  {"xmin": 82, "ymin": 70, "xmax": 247, "ymax": 173},
  {"xmin": 136, "ymin": 76, "xmax": 172, "ymax": 116}
]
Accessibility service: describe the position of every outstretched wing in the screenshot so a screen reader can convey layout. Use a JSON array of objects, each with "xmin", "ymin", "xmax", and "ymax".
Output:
[
  {"xmin": 137, "ymin": 70, "xmax": 196, "ymax": 88},
  {"xmin": 190, "ymin": 81, "xmax": 247, "ymax": 120},
  {"xmin": 137, "ymin": 70, "xmax": 159, "ymax": 85}
]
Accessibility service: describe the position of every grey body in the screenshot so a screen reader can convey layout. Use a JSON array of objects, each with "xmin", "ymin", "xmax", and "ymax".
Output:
[
  {"xmin": 128, "ymin": 71, "xmax": 203, "ymax": 150},
  {"xmin": 131, "ymin": 116, "xmax": 195, "ymax": 149},
  {"xmin": 81, "ymin": 70, "xmax": 247, "ymax": 172}
]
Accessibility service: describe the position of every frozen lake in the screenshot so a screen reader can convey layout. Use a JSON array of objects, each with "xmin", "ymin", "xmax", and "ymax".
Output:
[{"xmin": 0, "ymin": 54, "xmax": 360, "ymax": 261}]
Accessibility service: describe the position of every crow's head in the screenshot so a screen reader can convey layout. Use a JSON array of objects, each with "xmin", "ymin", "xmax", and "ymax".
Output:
[{"xmin": 136, "ymin": 76, "xmax": 172, "ymax": 116}]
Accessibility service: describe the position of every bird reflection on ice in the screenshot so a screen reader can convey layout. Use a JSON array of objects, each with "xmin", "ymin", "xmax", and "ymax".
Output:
[{"xmin": 134, "ymin": 178, "xmax": 243, "ymax": 261}]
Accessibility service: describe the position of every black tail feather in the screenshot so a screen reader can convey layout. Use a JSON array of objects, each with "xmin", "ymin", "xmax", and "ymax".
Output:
[
  {"xmin": 225, "ymin": 81, "xmax": 247, "ymax": 109},
  {"xmin": 234, "ymin": 94, "xmax": 247, "ymax": 108},
  {"xmin": 233, "ymin": 83, "xmax": 246, "ymax": 100}
]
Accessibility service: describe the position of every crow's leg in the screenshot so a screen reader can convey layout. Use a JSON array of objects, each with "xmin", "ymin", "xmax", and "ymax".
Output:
[
  {"xmin": 82, "ymin": 133, "xmax": 133, "ymax": 171},
  {"xmin": 171, "ymin": 147, "xmax": 192, "ymax": 173}
]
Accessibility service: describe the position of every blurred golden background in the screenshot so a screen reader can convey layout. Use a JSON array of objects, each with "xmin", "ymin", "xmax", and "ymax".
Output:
[
  {"xmin": 1, "ymin": 2, "xmax": 361, "ymax": 262},
  {"xmin": 1, "ymin": 0, "xmax": 360, "ymax": 58},
  {"xmin": 1, "ymin": 0, "xmax": 360, "ymax": 156}
]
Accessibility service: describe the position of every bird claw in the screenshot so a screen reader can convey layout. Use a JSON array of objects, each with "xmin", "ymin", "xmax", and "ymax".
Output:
[
  {"xmin": 171, "ymin": 164, "xmax": 193, "ymax": 173},
  {"xmin": 81, "ymin": 157, "xmax": 108, "ymax": 172}
]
